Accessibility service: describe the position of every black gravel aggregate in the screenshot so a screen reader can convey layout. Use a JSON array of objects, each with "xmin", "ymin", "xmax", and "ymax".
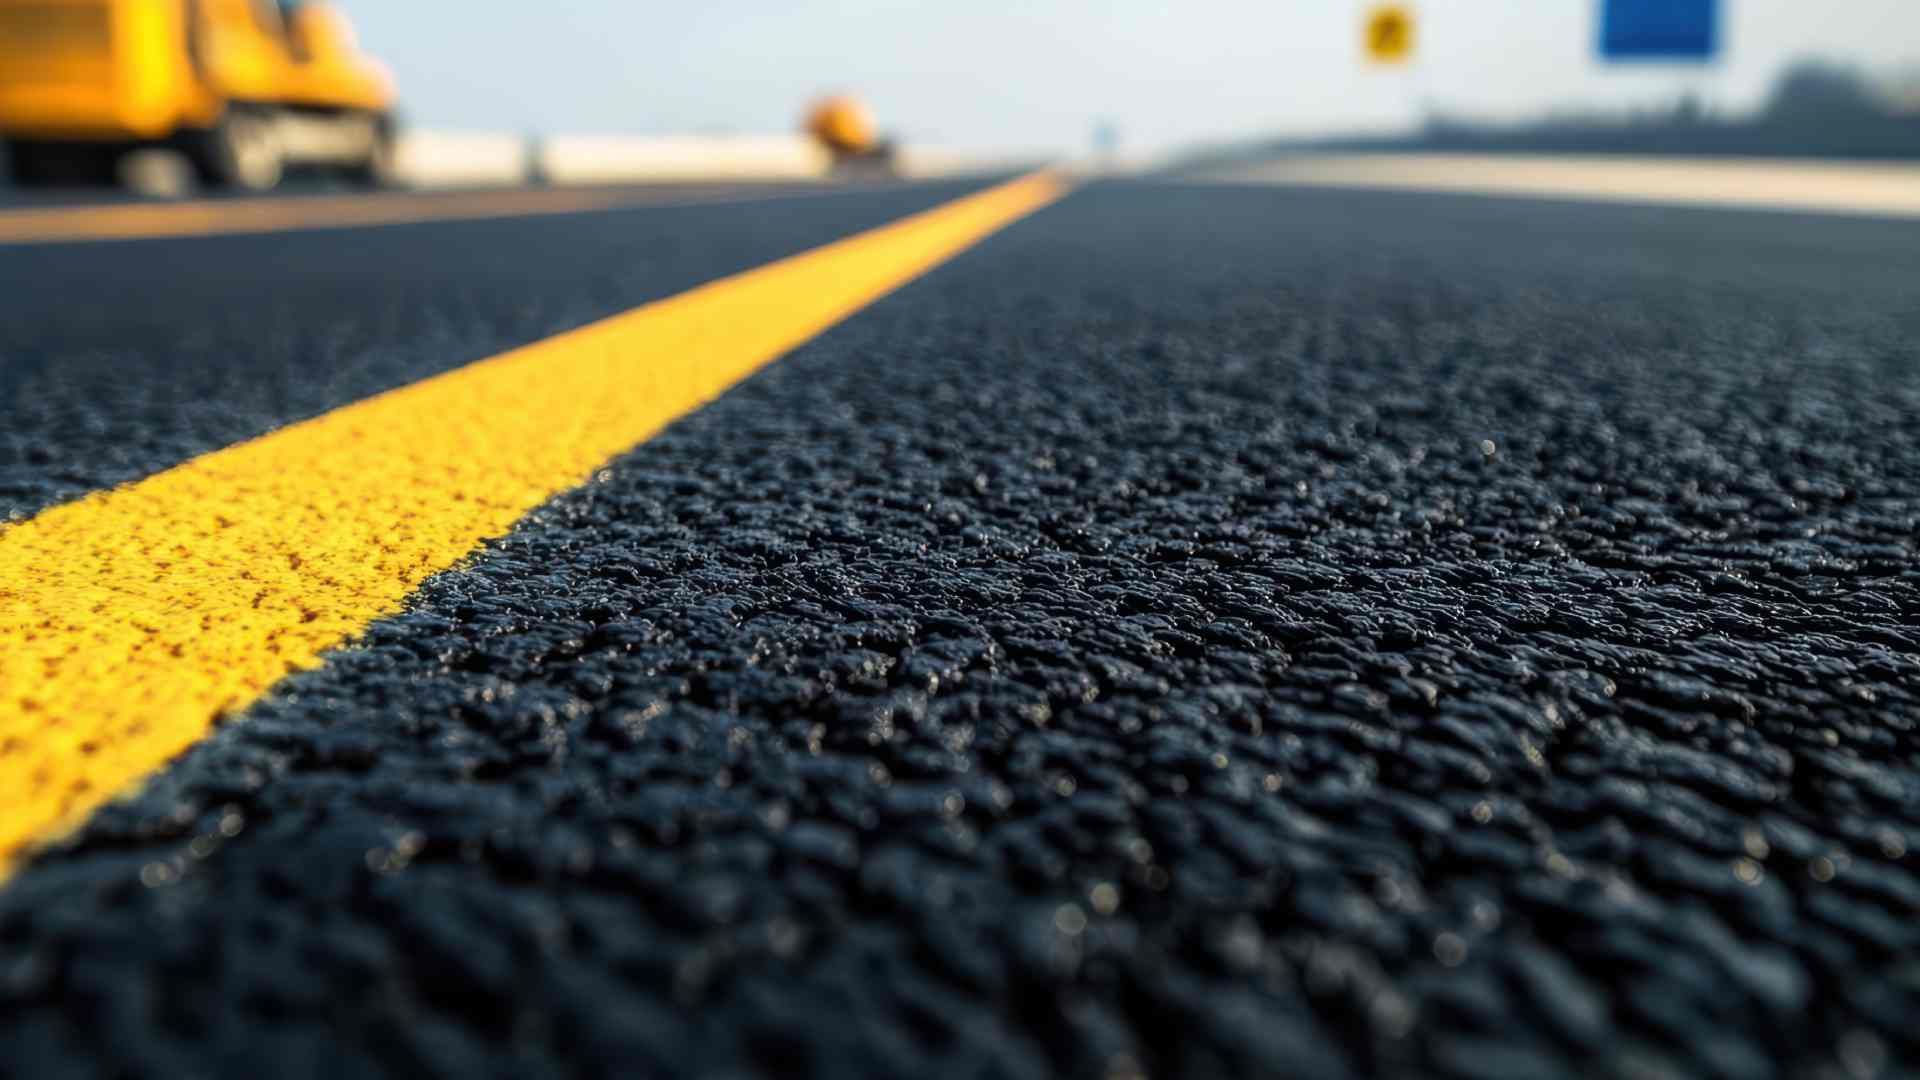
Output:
[{"xmin": 3, "ymin": 180, "xmax": 1920, "ymax": 1079}]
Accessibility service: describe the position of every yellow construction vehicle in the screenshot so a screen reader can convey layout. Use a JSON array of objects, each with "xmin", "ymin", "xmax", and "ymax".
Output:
[
  {"xmin": 803, "ymin": 95, "xmax": 899, "ymax": 178},
  {"xmin": 0, "ymin": 0, "xmax": 395, "ymax": 190}
]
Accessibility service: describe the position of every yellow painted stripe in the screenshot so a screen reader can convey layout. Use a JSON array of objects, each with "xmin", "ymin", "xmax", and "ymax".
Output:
[
  {"xmin": 0, "ymin": 170, "xmax": 1070, "ymax": 878},
  {"xmin": 0, "ymin": 181, "xmax": 866, "ymax": 246}
]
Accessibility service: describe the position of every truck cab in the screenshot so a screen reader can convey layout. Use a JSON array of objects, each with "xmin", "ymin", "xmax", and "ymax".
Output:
[{"xmin": 0, "ymin": 0, "xmax": 396, "ymax": 190}]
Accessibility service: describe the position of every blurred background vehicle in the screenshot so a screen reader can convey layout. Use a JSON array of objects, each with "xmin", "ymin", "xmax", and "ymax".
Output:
[
  {"xmin": 803, "ymin": 94, "xmax": 899, "ymax": 178},
  {"xmin": 0, "ymin": 0, "xmax": 395, "ymax": 192}
]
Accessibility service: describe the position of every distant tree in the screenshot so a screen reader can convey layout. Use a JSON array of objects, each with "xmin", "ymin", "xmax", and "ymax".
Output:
[
  {"xmin": 1871, "ymin": 64, "xmax": 1920, "ymax": 115},
  {"xmin": 1766, "ymin": 60, "xmax": 1886, "ymax": 121}
]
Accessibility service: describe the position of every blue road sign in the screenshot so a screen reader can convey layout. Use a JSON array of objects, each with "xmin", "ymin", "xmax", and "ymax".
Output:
[{"xmin": 1600, "ymin": 0, "xmax": 1718, "ymax": 61}]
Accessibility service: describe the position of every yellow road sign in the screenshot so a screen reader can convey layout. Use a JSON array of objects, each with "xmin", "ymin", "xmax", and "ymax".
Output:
[{"xmin": 1365, "ymin": 4, "xmax": 1415, "ymax": 65}]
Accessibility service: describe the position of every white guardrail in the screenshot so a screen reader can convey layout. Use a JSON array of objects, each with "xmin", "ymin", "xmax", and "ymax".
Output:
[
  {"xmin": 533, "ymin": 134, "xmax": 832, "ymax": 184},
  {"xmin": 392, "ymin": 131, "xmax": 1032, "ymax": 189},
  {"xmin": 391, "ymin": 131, "xmax": 534, "ymax": 189}
]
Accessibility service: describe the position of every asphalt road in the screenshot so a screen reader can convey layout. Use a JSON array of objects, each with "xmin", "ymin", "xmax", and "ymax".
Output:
[
  {"xmin": 0, "ymin": 178, "xmax": 990, "ymax": 521},
  {"xmin": 3, "ymin": 178, "xmax": 1919, "ymax": 1079}
]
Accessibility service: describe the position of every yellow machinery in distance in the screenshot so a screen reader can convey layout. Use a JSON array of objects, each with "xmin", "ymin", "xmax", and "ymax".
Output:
[
  {"xmin": 0, "ymin": 0, "xmax": 395, "ymax": 190},
  {"xmin": 804, "ymin": 94, "xmax": 898, "ymax": 177}
]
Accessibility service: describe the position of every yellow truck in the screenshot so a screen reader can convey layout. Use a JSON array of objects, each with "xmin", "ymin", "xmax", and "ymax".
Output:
[
  {"xmin": 804, "ymin": 94, "xmax": 899, "ymax": 178},
  {"xmin": 0, "ymin": 0, "xmax": 395, "ymax": 190}
]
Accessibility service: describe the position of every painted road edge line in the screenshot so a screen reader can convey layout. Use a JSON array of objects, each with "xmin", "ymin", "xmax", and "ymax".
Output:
[
  {"xmin": 1186, "ymin": 154, "xmax": 1920, "ymax": 220},
  {"xmin": 0, "ymin": 169, "xmax": 1071, "ymax": 879},
  {"xmin": 0, "ymin": 178, "xmax": 925, "ymax": 247}
]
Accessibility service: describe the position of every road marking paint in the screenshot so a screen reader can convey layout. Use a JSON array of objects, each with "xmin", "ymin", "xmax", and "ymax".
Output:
[
  {"xmin": 0, "ymin": 180, "xmax": 905, "ymax": 247},
  {"xmin": 1189, "ymin": 154, "xmax": 1920, "ymax": 219},
  {"xmin": 0, "ymin": 169, "xmax": 1070, "ymax": 879}
]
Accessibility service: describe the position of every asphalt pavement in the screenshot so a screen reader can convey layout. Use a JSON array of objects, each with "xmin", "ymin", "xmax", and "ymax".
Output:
[
  {"xmin": 3, "ymin": 178, "xmax": 1919, "ymax": 1079},
  {"xmin": 0, "ymin": 178, "xmax": 993, "ymax": 521}
]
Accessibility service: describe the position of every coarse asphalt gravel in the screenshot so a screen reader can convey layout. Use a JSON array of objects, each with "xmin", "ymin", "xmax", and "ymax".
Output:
[{"xmin": 2, "ymin": 179, "xmax": 1918, "ymax": 1079}]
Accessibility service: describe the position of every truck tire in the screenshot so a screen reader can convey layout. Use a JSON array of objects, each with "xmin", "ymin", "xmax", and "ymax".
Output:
[
  {"xmin": 190, "ymin": 108, "xmax": 284, "ymax": 192},
  {"xmin": 343, "ymin": 113, "xmax": 398, "ymax": 189}
]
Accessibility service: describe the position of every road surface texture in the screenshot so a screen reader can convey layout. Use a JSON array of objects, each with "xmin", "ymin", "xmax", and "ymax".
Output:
[
  {"xmin": 0, "ymin": 178, "xmax": 989, "ymax": 521},
  {"xmin": 2, "ymin": 178, "xmax": 1918, "ymax": 1079}
]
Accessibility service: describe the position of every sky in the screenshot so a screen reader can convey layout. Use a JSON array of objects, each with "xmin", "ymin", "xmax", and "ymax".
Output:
[{"xmin": 344, "ymin": 1, "xmax": 1920, "ymax": 157}]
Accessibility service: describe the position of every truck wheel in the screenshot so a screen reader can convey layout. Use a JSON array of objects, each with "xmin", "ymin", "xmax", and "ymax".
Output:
[
  {"xmin": 191, "ymin": 108, "xmax": 284, "ymax": 192},
  {"xmin": 343, "ymin": 113, "xmax": 398, "ymax": 189}
]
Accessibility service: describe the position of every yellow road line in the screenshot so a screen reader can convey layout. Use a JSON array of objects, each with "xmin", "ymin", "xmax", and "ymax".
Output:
[
  {"xmin": 0, "ymin": 170, "xmax": 1070, "ymax": 878},
  {"xmin": 0, "ymin": 181, "xmax": 867, "ymax": 246}
]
